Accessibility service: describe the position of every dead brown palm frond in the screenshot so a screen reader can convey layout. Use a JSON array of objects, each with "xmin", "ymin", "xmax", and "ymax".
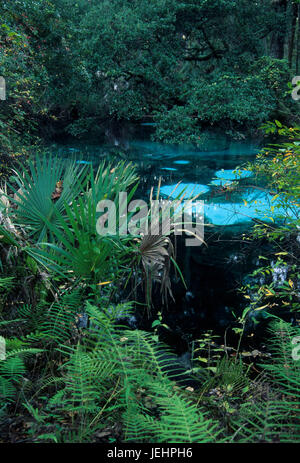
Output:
[
  {"xmin": 134, "ymin": 234, "xmax": 175, "ymax": 309},
  {"xmin": 131, "ymin": 179, "xmax": 207, "ymax": 309},
  {"xmin": 148, "ymin": 181, "xmax": 206, "ymax": 247}
]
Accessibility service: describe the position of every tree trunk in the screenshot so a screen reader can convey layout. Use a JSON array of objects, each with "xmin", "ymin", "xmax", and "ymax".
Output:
[
  {"xmin": 270, "ymin": 0, "xmax": 288, "ymax": 59},
  {"xmin": 288, "ymin": 1, "xmax": 298, "ymax": 68},
  {"xmin": 296, "ymin": 4, "xmax": 300, "ymax": 74}
]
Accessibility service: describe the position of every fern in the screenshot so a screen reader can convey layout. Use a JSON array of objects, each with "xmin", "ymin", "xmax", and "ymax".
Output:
[
  {"xmin": 51, "ymin": 347, "xmax": 100, "ymax": 414},
  {"xmin": 124, "ymin": 329, "xmax": 200, "ymax": 386},
  {"xmin": 0, "ymin": 346, "xmax": 42, "ymax": 406},
  {"xmin": 35, "ymin": 303, "xmax": 222, "ymax": 442},
  {"xmin": 17, "ymin": 303, "xmax": 47, "ymax": 333},
  {"xmin": 40, "ymin": 290, "xmax": 83, "ymax": 344},
  {"xmin": 231, "ymin": 319, "xmax": 300, "ymax": 443},
  {"xmin": 0, "ymin": 276, "xmax": 15, "ymax": 292},
  {"xmin": 123, "ymin": 377, "xmax": 220, "ymax": 443},
  {"xmin": 204, "ymin": 356, "xmax": 250, "ymax": 397}
]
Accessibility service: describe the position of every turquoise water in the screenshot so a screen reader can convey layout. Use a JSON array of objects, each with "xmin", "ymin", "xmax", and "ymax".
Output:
[
  {"xmin": 160, "ymin": 183, "xmax": 210, "ymax": 198},
  {"xmin": 52, "ymin": 133, "xmax": 298, "ymax": 229}
]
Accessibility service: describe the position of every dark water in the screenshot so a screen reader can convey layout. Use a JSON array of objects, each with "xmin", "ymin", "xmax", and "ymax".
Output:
[{"xmin": 50, "ymin": 129, "xmax": 274, "ymax": 351}]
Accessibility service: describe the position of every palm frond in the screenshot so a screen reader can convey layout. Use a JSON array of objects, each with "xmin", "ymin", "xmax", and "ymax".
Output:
[{"xmin": 8, "ymin": 155, "xmax": 89, "ymax": 242}]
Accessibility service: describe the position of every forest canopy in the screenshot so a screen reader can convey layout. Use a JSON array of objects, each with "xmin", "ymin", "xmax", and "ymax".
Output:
[{"xmin": 1, "ymin": 0, "xmax": 300, "ymax": 149}]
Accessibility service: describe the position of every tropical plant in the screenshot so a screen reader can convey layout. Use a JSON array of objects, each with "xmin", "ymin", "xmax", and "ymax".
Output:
[
  {"xmin": 7, "ymin": 155, "xmax": 89, "ymax": 242},
  {"xmin": 0, "ymin": 345, "xmax": 42, "ymax": 410},
  {"xmin": 238, "ymin": 122, "xmax": 300, "ymax": 325},
  {"xmin": 32, "ymin": 303, "xmax": 220, "ymax": 443},
  {"xmin": 231, "ymin": 319, "xmax": 300, "ymax": 443}
]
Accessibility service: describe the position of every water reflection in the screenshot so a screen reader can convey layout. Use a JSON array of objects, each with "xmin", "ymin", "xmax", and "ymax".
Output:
[
  {"xmin": 160, "ymin": 183, "xmax": 210, "ymax": 199},
  {"xmin": 53, "ymin": 134, "xmax": 294, "ymax": 229}
]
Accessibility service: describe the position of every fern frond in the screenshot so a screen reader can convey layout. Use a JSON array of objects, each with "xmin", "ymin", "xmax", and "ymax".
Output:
[
  {"xmin": 125, "ymin": 329, "xmax": 198, "ymax": 386},
  {"xmin": 231, "ymin": 319, "xmax": 300, "ymax": 443},
  {"xmin": 124, "ymin": 378, "xmax": 220, "ymax": 443},
  {"xmin": 41, "ymin": 290, "xmax": 83, "ymax": 344}
]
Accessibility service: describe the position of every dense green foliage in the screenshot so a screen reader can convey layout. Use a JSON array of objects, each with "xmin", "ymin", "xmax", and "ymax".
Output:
[
  {"xmin": 1, "ymin": 0, "xmax": 300, "ymax": 151},
  {"xmin": 237, "ymin": 122, "xmax": 300, "ymax": 327}
]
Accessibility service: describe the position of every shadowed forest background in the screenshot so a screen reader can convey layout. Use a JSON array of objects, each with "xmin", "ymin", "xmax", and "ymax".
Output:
[{"xmin": 1, "ymin": 0, "xmax": 300, "ymax": 154}]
